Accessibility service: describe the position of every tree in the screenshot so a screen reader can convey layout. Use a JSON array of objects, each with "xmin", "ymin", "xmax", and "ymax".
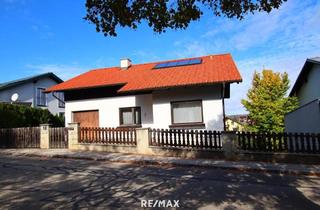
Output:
[
  {"xmin": 84, "ymin": 0, "xmax": 287, "ymax": 36},
  {"xmin": 241, "ymin": 70, "xmax": 298, "ymax": 133}
]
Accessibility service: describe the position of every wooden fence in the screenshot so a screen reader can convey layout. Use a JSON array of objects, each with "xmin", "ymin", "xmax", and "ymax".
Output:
[
  {"xmin": 0, "ymin": 127, "xmax": 40, "ymax": 148},
  {"xmin": 79, "ymin": 127, "xmax": 137, "ymax": 145},
  {"xmin": 49, "ymin": 127, "xmax": 68, "ymax": 149},
  {"xmin": 150, "ymin": 129, "xmax": 222, "ymax": 150},
  {"xmin": 237, "ymin": 132, "xmax": 320, "ymax": 153}
]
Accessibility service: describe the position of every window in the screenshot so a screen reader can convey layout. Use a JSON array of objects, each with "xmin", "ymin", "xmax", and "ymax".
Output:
[
  {"xmin": 171, "ymin": 100, "xmax": 203, "ymax": 125},
  {"xmin": 59, "ymin": 112, "xmax": 65, "ymax": 118},
  {"xmin": 36, "ymin": 88, "xmax": 47, "ymax": 106},
  {"xmin": 119, "ymin": 107, "xmax": 141, "ymax": 126},
  {"xmin": 57, "ymin": 92, "xmax": 65, "ymax": 108}
]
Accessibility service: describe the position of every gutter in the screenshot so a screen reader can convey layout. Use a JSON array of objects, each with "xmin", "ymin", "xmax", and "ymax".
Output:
[{"xmin": 221, "ymin": 83, "xmax": 226, "ymax": 131}]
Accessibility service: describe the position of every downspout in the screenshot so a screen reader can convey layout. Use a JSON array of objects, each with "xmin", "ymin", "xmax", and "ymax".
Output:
[
  {"xmin": 32, "ymin": 81, "xmax": 36, "ymax": 108},
  {"xmin": 221, "ymin": 83, "xmax": 226, "ymax": 131}
]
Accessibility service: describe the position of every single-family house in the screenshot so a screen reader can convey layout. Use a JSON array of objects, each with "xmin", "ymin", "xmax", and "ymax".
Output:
[
  {"xmin": 46, "ymin": 54, "xmax": 242, "ymax": 130},
  {"xmin": 285, "ymin": 57, "xmax": 320, "ymax": 133},
  {"xmin": 0, "ymin": 72, "xmax": 65, "ymax": 116},
  {"xmin": 225, "ymin": 114, "xmax": 249, "ymax": 131}
]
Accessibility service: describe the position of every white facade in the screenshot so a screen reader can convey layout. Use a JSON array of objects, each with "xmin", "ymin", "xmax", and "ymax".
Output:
[
  {"xmin": 65, "ymin": 85, "xmax": 224, "ymax": 130},
  {"xmin": 0, "ymin": 77, "xmax": 64, "ymax": 115}
]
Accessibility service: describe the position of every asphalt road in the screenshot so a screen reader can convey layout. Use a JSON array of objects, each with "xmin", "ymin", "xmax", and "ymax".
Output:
[{"xmin": 0, "ymin": 155, "xmax": 319, "ymax": 209}]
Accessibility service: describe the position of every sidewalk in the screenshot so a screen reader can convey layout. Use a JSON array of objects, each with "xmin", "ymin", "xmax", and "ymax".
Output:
[{"xmin": 1, "ymin": 148, "xmax": 320, "ymax": 176}]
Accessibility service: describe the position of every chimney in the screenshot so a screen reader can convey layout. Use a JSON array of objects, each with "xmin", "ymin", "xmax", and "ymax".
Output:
[{"xmin": 120, "ymin": 58, "xmax": 132, "ymax": 69}]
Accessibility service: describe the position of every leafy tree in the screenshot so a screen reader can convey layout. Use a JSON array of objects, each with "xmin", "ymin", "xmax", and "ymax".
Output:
[
  {"xmin": 241, "ymin": 70, "xmax": 298, "ymax": 133},
  {"xmin": 84, "ymin": 0, "xmax": 287, "ymax": 36},
  {"xmin": 0, "ymin": 103, "xmax": 64, "ymax": 128}
]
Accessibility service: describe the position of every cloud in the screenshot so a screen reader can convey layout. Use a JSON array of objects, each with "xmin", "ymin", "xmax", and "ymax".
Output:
[
  {"xmin": 171, "ymin": 41, "xmax": 211, "ymax": 58},
  {"xmin": 26, "ymin": 64, "xmax": 87, "ymax": 81},
  {"xmin": 131, "ymin": 50, "xmax": 162, "ymax": 63},
  {"xmin": 171, "ymin": 0, "xmax": 320, "ymax": 114},
  {"xmin": 225, "ymin": 49, "xmax": 319, "ymax": 115}
]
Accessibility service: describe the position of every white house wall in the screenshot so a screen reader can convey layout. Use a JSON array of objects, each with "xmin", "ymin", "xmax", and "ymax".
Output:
[
  {"xmin": 0, "ymin": 77, "xmax": 64, "ymax": 115},
  {"xmin": 152, "ymin": 86, "xmax": 224, "ymax": 130},
  {"xmin": 0, "ymin": 82, "xmax": 34, "ymax": 105},
  {"xmin": 65, "ymin": 85, "xmax": 224, "ymax": 130},
  {"xmin": 34, "ymin": 77, "xmax": 65, "ymax": 115},
  {"xmin": 65, "ymin": 94, "xmax": 154, "ymax": 128}
]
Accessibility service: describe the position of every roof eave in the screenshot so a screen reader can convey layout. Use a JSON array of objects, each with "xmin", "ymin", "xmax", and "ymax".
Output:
[
  {"xmin": 45, "ymin": 83, "xmax": 127, "ymax": 93},
  {"xmin": 45, "ymin": 79, "xmax": 242, "ymax": 94},
  {"xmin": 0, "ymin": 72, "xmax": 63, "ymax": 92},
  {"xmin": 118, "ymin": 79, "xmax": 242, "ymax": 94},
  {"xmin": 289, "ymin": 59, "xmax": 319, "ymax": 96}
]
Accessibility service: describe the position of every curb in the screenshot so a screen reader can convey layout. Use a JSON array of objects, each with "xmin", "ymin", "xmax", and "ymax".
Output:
[{"xmin": 15, "ymin": 152, "xmax": 320, "ymax": 177}]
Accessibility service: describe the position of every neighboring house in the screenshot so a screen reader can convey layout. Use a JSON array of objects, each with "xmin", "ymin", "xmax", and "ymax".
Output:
[
  {"xmin": 0, "ymin": 72, "xmax": 65, "ymax": 116},
  {"xmin": 285, "ymin": 57, "xmax": 320, "ymax": 133},
  {"xmin": 225, "ymin": 114, "xmax": 249, "ymax": 131},
  {"xmin": 47, "ymin": 54, "xmax": 242, "ymax": 130}
]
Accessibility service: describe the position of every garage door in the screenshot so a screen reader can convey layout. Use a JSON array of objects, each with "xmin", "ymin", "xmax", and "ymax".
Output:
[{"xmin": 72, "ymin": 110, "xmax": 99, "ymax": 127}]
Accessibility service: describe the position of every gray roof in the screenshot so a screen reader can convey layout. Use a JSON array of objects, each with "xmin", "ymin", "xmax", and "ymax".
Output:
[
  {"xmin": 308, "ymin": 57, "xmax": 320, "ymax": 63},
  {"xmin": 0, "ymin": 72, "xmax": 63, "ymax": 91}
]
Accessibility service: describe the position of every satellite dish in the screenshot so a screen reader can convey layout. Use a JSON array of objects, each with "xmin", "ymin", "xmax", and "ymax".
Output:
[{"xmin": 11, "ymin": 93, "xmax": 19, "ymax": 102}]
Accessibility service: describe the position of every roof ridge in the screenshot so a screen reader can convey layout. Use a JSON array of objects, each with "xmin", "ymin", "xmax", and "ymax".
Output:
[
  {"xmin": 88, "ymin": 53, "xmax": 231, "ymax": 72},
  {"xmin": 0, "ymin": 72, "xmax": 63, "ymax": 91},
  {"xmin": 0, "ymin": 72, "xmax": 52, "ymax": 85}
]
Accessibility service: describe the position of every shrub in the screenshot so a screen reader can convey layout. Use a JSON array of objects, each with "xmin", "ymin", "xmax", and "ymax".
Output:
[{"xmin": 0, "ymin": 103, "xmax": 64, "ymax": 128}]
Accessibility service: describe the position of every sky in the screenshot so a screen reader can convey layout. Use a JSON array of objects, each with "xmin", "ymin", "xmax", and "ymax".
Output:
[{"xmin": 0, "ymin": 0, "xmax": 319, "ymax": 115}]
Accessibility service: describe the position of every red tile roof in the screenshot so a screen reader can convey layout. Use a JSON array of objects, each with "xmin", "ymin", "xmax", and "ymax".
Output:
[{"xmin": 46, "ymin": 53, "xmax": 242, "ymax": 93}]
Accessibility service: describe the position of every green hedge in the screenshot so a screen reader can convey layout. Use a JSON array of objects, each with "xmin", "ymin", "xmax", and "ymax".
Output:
[{"xmin": 0, "ymin": 103, "xmax": 64, "ymax": 128}]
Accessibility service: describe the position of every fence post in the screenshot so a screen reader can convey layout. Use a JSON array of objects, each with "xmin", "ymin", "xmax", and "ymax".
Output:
[
  {"xmin": 136, "ymin": 128, "xmax": 153, "ymax": 155},
  {"xmin": 40, "ymin": 124, "xmax": 50, "ymax": 149},
  {"xmin": 221, "ymin": 131, "xmax": 239, "ymax": 159},
  {"xmin": 68, "ymin": 123, "xmax": 80, "ymax": 150}
]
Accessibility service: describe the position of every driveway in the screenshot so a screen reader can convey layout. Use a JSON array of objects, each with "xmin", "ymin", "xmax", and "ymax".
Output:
[{"xmin": 0, "ymin": 154, "xmax": 319, "ymax": 209}]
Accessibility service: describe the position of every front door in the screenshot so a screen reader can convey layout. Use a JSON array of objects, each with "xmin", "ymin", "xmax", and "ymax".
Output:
[{"xmin": 72, "ymin": 110, "xmax": 99, "ymax": 127}]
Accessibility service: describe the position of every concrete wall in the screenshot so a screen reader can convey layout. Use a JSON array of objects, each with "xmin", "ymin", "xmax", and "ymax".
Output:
[
  {"xmin": 65, "ymin": 85, "xmax": 224, "ymax": 130},
  {"xmin": 297, "ymin": 64, "xmax": 320, "ymax": 106},
  {"xmin": 0, "ymin": 77, "xmax": 64, "ymax": 115},
  {"xmin": 285, "ymin": 99, "xmax": 320, "ymax": 133}
]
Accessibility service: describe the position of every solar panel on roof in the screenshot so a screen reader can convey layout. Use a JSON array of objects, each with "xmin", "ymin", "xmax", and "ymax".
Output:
[
  {"xmin": 166, "ymin": 61, "xmax": 179, "ymax": 68},
  {"xmin": 177, "ymin": 60, "xmax": 190, "ymax": 66},
  {"xmin": 154, "ymin": 58, "xmax": 202, "ymax": 69},
  {"xmin": 188, "ymin": 58, "xmax": 202, "ymax": 65},
  {"xmin": 154, "ymin": 63, "xmax": 168, "ymax": 68}
]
